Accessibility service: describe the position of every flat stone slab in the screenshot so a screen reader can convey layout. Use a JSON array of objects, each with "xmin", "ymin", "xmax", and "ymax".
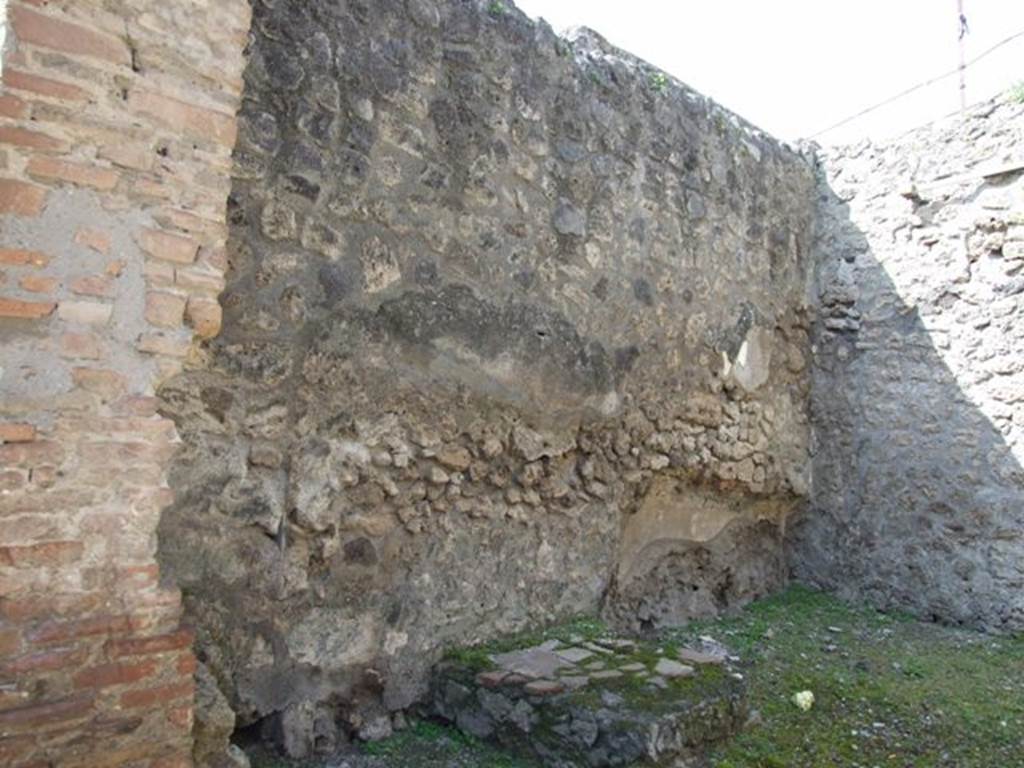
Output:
[
  {"xmin": 678, "ymin": 647, "xmax": 727, "ymax": 665},
  {"xmin": 432, "ymin": 630, "xmax": 747, "ymax": 767},
  {"xmin": 489, "ymin": 647, "xmax": 571, "ymax": 680},
  {"xmin": 556, "ymin": 647, "xmax": 595, "ymax": 664},
  {"xmin": 654, "ymin": 658, "xmax": 695, "ymax": 678},
  {"xmin": 523, "ymin": 679, "xmax": 565, "ymax": 696}
]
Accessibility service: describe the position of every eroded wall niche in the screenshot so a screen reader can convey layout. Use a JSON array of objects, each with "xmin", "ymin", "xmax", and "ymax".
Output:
[{"xmin": 155, "ymin": 0, "xmax": 816, "ymax": 759}]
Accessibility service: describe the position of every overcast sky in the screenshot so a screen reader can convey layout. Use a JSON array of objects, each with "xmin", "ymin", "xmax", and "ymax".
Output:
[{"xmin": 513, "ymin": 0, "xmax": 1024, "ymax": 144}]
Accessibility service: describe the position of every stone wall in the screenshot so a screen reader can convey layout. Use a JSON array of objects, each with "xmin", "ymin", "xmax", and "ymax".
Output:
[
  {"xmin": 155, "ymin": 0, "xmax": 817, "ymax": 759},
  {"xmin": 0, "ymin": 2, "xmax": 248, "ymax": 766},
  {"xmin": 791, "ymin": 100, "xmax": 1024, "ymax": 630}
]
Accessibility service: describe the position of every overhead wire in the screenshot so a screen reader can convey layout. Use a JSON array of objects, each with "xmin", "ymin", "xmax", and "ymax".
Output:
[{"xmin": 810, "ymin": 28, "xmax": 1024, "ymax": 139}]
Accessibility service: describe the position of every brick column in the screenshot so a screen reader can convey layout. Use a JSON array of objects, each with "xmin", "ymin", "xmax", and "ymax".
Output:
[{"xmin": 0, "ymin": 2, "xmax": 249, "ymax": 766}]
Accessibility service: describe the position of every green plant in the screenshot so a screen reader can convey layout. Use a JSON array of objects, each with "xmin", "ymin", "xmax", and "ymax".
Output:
[
  {"xmin": 488, "ymin": 0, "xmax": 507, "ymax": 16},
  {"xmin": 649, "ymin": 72, "xmax": 669, "ymax": 93},
  {"xmin": 1009, "ymin": 80, "xmax": 1024, "ymax": 104}
]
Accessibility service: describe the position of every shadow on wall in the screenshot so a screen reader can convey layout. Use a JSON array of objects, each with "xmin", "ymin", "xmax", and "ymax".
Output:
[{"xmin": 789, "ymin": 123, "xmax": 1024, "ymax": 631}]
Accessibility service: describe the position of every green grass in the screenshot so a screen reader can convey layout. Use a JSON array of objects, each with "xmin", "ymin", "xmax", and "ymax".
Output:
[{"xmin": 663, "ymin": 585, "xmax": 1024, "ymax": 768}]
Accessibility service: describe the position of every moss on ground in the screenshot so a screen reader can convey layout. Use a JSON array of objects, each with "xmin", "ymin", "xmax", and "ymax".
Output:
[
  {"xmin": 667, "ymin": 585, "xmax": 1024, "ymax": 768},
  {"xmin": 248, "ymin": 719, "xmax": 538, "ymax": 768},
  {"xmin": 247, "ymin": 587, "xmax": 1024, "ymax": 766},
  {"xmin": 360, "ymin": 720, "xmax": 533, "ymax": 766}
]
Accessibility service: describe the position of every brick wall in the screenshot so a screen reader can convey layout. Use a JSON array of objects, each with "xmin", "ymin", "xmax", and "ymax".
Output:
[{"xmin": 0, "ymin": 2, "xmax": 249, "ymax": 766}]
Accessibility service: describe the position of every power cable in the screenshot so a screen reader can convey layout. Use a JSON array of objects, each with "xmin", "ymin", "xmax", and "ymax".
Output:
[{"xmin": 810, "ymin": 28, "xmax": 1024, "ymax": 138}]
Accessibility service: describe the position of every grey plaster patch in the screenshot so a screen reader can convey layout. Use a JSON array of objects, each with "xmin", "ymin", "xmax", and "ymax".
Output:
[{"xmin": 0, "ymin": 189, "xmax": 165, "ymax": 408}]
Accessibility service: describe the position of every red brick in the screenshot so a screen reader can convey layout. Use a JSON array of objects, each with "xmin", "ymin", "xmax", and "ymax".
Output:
[
  {"xmin": 165, "ymin": 703, "xmax": 193, "ymax": 732},
  {"xmin": 70, "ymin": 275, "xmax": 114, "ymax": 297},
  {"xmin": 151, "ymin": 752, "xmax": 192, "ymax": 768},
  {"xmin": 0, "ymin": 296, "xmax": 56, "ymax": 318},
  {"xmin": 136, "ymin": 332, "xmax": 190, "ymax": 358},
  {"xmin": 71, "ymin": 367, "xmax": 126, "ymax": 399},
  {"xmin": 128, "ymin": 89, "xmax": 237, "ymax": 147},
  {"xmin": 0, "ymin": 178, "xmax": 48, "ymax": 216},
  {"xmin": 175, "ymin": 652, "xmax": 197, "ymax": 676},
  {"xmin": 131, "ymin": 176, "xmax": 173, "ymax": 201},
  {"xmin": 0, "ymin": 93, "xmax": 29, "ymax": 118},
  {"xmin": 63, "ymin": 744, "xmax": 159, "ymax": 768},
  {"xmin": 0, "ymin": 439, "xmax": 63, "ymax": 467},
  {"xmin": 74, "ymin": 228, "xmax": 111, "ymax": 254},
  {"xmin": 27, "ymin": 156, "xmax": 119, "ymax": 190},
  {"xmin": 0, "ymin": 734, "xmax": 36, "ymax": 764},
  {"xmin": 184, "ymin": 296, "xmax": 221, "ymax": 338},
  {"xmin": 59, "ymin": 331, "xmax": 103, "ymax": 359},
  {"xmin": 145, "ymin": 291, "xmax": 186, "ymax": 328},
  {"xmin": 1, "ymin": 592, "xmax": 103, "ymax": 623},
  {"xmin": 0, "ymin": 470, "xmax": 28, "ymax": 493},
  {"xmin": 0, "ymin": 512, "xmax": 64, "ymax": 545},
  {"xmin": 72, "ymin": 660, "xmax": 158, "ymax": 690},
  {"xmin": 106, "ymin": 628, "xmax": 192, "ymax": 658},
  {"xmin": 0, "ymin": 695, "xmax": 94, "ymax": 729},
  {"xmin": 0, "ymin": 248, "xmax": 49, "ymax": 267},
  {"xmin": 29, "ymin": 464, "xmax": 58, "ymax": 488},
  {"xmin": 112, "ymin": 396, "xmax": 161, "ymax": 417},
  {"xmin": 78, "ymin": 439, "xmax": 172, "ymax": 466},
  {"xmin": 158, "ymin": 207, "xmax": 224, "ymax": 237},
  {"xmin": 0, "ymin": 628, "xmax": 21, "ymax": 657},
  {"xmin": 98, "ymin": 142, "xmax": 153, "ymax": 172},
  {"xmin": 2, "ymin": 68, "xmax": 89, "ymax": 101},
  {"xmin": 134, "ymin": 587, "xmax": 182, "ymax": 612},
  {"xmin": 120, "ymin": 679, "xmax": 194, "ymax": 709},
  {"xmin": 0, "ymin": 423, "xmax": 36, "ymax": 443},
  {"xmin": 0, "ymin": 125, "xmax": 64, "ymax": 151},
  {"xmin": 18, "ymin": 274, "xmax": 58, "ymax": 293},
  {"xmin": 57, "ymin": 300, "xmax": 112, "ymax": 325},
  {"xmin": 83, "ymin": 563, "xmax": 160, "ymax": 593},
  {"xmin": 1, "ymin": 647, "xmax": 88, "ymax": 674},
  {"xmin": 201, "ymin": 244, "xmax": 229, "ymax": 273},
  {"xmin": 137, "ymin": 228, "xmax": 198, "ymax": 265},
  {"xmin": 143, "ymin": 258, "xmax": 175, "ymax": 287},
  {"xmin": 27, "ymin": 614, "xmax": 142, "ymax": 644},
  {"xmin": 0, "ymin": 540, "xmax": 84, "ymax": 567},
  {"xmin": 9, "ymin": 6, "xmax": 131, "ymax": 65},
  {"xmin": 175, "ymin": 266, "xmax": 225, "ymax": 293}
]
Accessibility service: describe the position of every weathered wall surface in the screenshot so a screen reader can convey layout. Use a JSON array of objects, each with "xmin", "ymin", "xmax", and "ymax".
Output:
[
  {"xmin": 156, "ymin": 0, "xmax": 816, "ymax": 758},
  {"xmin": 0, "ymin": 1, "xmax": 248, "ymax": 766},
  {"xmin": 791, "ymin": 100, "xmax": 1024, "ymax": 630}
]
